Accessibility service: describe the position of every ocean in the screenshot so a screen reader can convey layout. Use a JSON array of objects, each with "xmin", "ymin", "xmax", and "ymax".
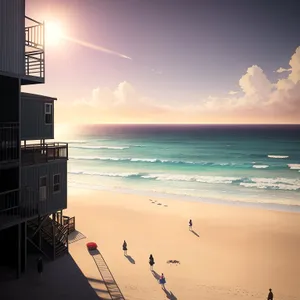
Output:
[{"xmin": 66, "ymin": 124, "xmax": 300, "ymax": 211}]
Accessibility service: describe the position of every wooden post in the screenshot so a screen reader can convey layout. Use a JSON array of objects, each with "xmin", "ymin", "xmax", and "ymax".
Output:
[
  {"xmin": 24, "ymin": 221, "xmax": 27, "ymax": 272},
  {"xmin": 38, "ymin": 216, "xmax": 41, "ymax": 248},
  {"xmin": 17, "ymin": 224, "xmax": 21, "ymax": 278},
  {"xmin": 52, "ymin": 221, "xmax": 56, "ymax": 260}
]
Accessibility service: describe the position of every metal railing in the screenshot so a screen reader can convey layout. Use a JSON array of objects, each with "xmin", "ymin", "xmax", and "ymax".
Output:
[
  {"xmin": 25, "ymin": 16, "xmax": 44, "ymax": 79},
  {"xmin": 21, "ymin": 142, "xmax": 68, "ymax": 166},
  {"xmin": 0, "ymin": 122, "xmax": 19, "ymax": 163},
  {"xmin": 25, "ymin": 51, "xmax": 44, "ymax": 78},
  {"xmin": 62, "ymin": 216, "xmax": 75, "ymax": 233},
  {"xmin": 25, "ymin": 17, "xmax": 44, "ymax": 49},
  {"xmin": 0, "ymin": 189, "xmax": 19, "ymax": 217},
  {"xmin": 0, "ymin": 187, "xmax": 49, "ymax": 230}
]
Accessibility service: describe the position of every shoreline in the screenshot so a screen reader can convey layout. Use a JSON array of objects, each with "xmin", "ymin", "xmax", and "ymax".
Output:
[{"xmin": 68, "ymin": 183, "xmax": 300, "ymax": 214}]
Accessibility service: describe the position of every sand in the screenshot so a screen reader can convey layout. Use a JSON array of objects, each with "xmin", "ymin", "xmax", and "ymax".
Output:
[{"xmin": 63, "ymin": 188, "xmax": 300, "ymax": 300}]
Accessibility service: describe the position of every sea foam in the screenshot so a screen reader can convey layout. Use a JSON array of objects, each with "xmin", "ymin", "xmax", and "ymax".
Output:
[
  {"xmin": 288, "ymin": 164, "xmax": 300, "ymax": 170},
  {"xmin": 69, "ymin": 170, "xmax": 140, "ymax": 177},
  {"xmin": 268, "ymin": 155, "xmax": 289, "ymax": 159},
  {"xmin": 68, "ymin": 170, "xmax": 300, "ymax": 191},
  {"xmin": 70, "ymin": 145, "xmax": 130, "ymax": 150},
  {"xmin": 253, "ymin": 165, "xmax": 269, "ymax": 169}
]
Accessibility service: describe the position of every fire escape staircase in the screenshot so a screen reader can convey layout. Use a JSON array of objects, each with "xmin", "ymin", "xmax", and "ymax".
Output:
[{"xmin": 27, "ymin": 216, "xmax": 69, "ymax": 260}]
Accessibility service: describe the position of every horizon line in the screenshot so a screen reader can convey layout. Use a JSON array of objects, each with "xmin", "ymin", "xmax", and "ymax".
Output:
[{"xmin": 57, "ymin": 123, "xmax": 300, "ymax": 126}]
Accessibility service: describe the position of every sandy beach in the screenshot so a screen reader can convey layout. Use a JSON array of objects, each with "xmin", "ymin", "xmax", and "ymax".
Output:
[{"xmin": 64, "ymin": 188, "xmax": 300, "ymax": 300}]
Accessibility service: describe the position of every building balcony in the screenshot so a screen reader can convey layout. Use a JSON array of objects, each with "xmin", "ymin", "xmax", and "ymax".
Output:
[
  {"xmin": 0, "ymin": 189, "xmax": 20, "ymax": 229},
  {"xmin": 21, "ymin": 16, "xmax": 44, "ymax": 85},
  {"xmin": 0, "ymin": 122, "xmax": 19, "ymax": 167},
  {"xmin": 21, "ymin": 143, "xmax": 68, "ymax": 166},
  {"xmin": 0, "ymin": 187, "xmax": 46, "ymax": 230}
]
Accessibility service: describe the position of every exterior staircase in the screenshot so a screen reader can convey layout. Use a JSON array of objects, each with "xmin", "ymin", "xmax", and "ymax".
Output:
[{"xmin": 27, "ymin": 216, "xmax": 69, "ymax": 260}]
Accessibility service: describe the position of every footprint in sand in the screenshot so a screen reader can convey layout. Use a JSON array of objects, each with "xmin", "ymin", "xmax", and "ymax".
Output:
[
  {"xmin": 164, "ymin": 205, "xmax": 168, "ymax": 207},
  {"xmin": 157, "ymin": 203, "xmax": 162, "ymax": 205}
]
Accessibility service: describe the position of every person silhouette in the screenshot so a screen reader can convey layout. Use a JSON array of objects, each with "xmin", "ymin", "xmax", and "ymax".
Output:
[
  {"xmin": 189, "ymin": 219, "xmax": 193, "ymax": 231},
  {"xmin": 37, "ymin": 256, "xmax": 43, "ymax": 277},
  {"xmin": 149, "ymin": 254, "xmax": 155, "ymax": 270},
  {"xmin": 122, "ymin": 240, "xmax": 127, "ymax": 255},
  {"xmin": 267, "ymin": 288, "xmax": 273, "ymax": 300},
  {"xmin": 159, "ymin": 273, "xmax": 166, "ymax": 289}
]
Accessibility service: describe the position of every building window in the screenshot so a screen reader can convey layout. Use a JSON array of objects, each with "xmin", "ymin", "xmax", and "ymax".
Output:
[
  {"xmin": 53, "ymin": 174, "xmax": 60, "ymax": 193},
  {"xmin": 39, "ymin": 176, "xmax": 47, "ymax": 201},
  {"xmin": 45, "ymin": 103, "xmax": 53, "ymax": 124}
]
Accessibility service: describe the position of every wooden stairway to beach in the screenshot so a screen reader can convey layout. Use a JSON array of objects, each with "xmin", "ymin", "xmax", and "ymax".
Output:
[
  {"xmin": 28, "ymin": 216, "xmax": 68, "ymax": 259},
  {"xmin": 91, "ymin": 250, "xmax": 125, "ymax": 300}
]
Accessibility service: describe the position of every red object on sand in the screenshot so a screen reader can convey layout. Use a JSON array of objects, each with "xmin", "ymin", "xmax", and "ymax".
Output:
[{"xmin": 86, "ymin": 242, "xmax": 98, "ymax": 250}]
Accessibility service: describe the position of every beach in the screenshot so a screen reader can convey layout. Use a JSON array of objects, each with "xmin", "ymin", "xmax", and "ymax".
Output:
[{"xmin": 65, "ymin": 187, "xmax": 300, "ymax": 300}]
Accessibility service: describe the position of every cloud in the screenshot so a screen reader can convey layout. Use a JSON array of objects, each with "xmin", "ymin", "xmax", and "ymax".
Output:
[
  {"xmin": 56, "ymin": 46, "xmax": 300, "ymax": 124},
  {"xmin": 56, "ymin": 81, "xmax": 170, "ymax": 124},
  {"xmin": 275, "ymin": 67, "xmax": 291, "ymax": 73},
  {"xmin": 228, "ymin": 90, "xmax": 238, "ymax": 95},
  {"xmin": 288, "ymin": 46, "xmax": 300, "ymax": 84}
]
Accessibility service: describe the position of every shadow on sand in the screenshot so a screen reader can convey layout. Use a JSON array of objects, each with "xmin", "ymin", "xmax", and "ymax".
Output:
[
  {"xmin": 191, "ymin": 230, "xmax": 200, "ymax": 237},
  {"xmin": 68, "ymin": 230, "xmax": 86, "ymax": 244},
  {"xmin": 88, "ymin": 248, "xmax": 126, "ymax": 300},
  {"xmin": 151, "ymin": 270, "xmax": 160, "ymax": 280},
  {"xmin": 88, "ymin": 249, "xmax": 100, "ymax": 256},
  {"xmin": 151, "ymin": 270, "xmax": 177, "ymax": 299},
  {"xmin": 0, "ymin": 254, "xmax": 105, "ymax": 300},
  {"xmin": 125, "ymin": 255, "xmax": 135, "ymax": 264},
  {"xmin": 163, "ymin": 286, "xmax": 178, "ymax": 300}
]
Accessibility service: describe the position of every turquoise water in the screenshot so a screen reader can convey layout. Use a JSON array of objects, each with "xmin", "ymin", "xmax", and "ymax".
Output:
[{"xmin": 67, "ymin": 125, "xmax": 300, "ymax": 210}]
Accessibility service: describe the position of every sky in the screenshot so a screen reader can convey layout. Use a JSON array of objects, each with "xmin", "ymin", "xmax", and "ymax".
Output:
[{"xmin": 23, "ymin": 0, "xmax": 300, "ymax": 124}]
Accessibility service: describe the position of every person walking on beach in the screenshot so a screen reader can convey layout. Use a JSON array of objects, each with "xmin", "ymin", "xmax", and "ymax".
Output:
[
  {"xmin": 37, "ymin": 256, "xmax": 43, "ymax": 277},
  {"xmin": 267, "ymin": 288, "xmax": 273, "ymax": 300},
  {"xmin": 122, "ymin": 240, "xmax": 128, "ymax": 255},
  {"xmin": 149, "ymin": 254, "xmax": 155, "ymax": 270},
  {"xmin": 159, "ymin": 273, "xmax": 166, "ymax": 289},
  {"xmin": 189, "ymin": 219, "xmax": 193, "ymax": 231}
]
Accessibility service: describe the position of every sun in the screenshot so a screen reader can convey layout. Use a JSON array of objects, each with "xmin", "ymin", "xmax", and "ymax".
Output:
[{"xmin": 45, "ymin": 21, "xmax": 63, "ymax": 46}]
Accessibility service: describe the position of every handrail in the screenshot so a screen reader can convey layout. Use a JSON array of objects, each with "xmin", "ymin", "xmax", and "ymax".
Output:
[
  {"xmin": 0, "ymin": 188, "xmax": 19, "ymax": 197},
  {"xmin": 22, "ymin": 142, "xmax": 68, "ymax": 149},
  {"xmin": 25, "ymin": 16, "xmax": 43, "ymax": 26}
]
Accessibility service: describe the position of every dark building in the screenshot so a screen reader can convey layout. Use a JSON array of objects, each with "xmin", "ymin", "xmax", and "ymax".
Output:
[{"xmin": 0, "ymin": 0, "xmax": 72, "ymax": 278}]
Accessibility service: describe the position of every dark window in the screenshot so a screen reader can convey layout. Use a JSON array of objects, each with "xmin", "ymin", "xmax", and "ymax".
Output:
[
  {"xmin": 39, "ymin": 176, "xmax": 47, "ymax": 201},
  {"xmin": 45, "ymin": 103, "xmax": 53, "ymax": 124},
  {"xmin": 53, "ymin": 174, "xmax": 60, "ymax": 192}
]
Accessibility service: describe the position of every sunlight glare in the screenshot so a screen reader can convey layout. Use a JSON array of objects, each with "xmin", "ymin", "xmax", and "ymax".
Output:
[{"xmin": 45, "ymin": 21, "xmax": 63, "ymax": 46}]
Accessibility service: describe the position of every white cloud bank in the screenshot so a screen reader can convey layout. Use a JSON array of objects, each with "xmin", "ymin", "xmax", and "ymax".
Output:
[{"xmin": 56, "ymin": 46, "xmax": 300, "ymax": 124}]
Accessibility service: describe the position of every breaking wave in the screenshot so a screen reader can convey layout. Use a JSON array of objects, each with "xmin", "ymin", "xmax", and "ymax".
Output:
[
  {"xmin": 268, "ymin": 155, "xmax": 289, "ymax": 159},
  {"xmin": 68, "ymin": 170, "xmax": 300, "ymax": 191},
  {"xmin": 253, "ymin": 165, "xmax": 269, "ymax": 169},
  {"xmin": 69, "ymin": 155, "xmax": 296, "ymax": 170},
  {"xmin": 288, "ymin": 164, "xmax": 300, "ymax": 170},
  {"xmin": 70, "ymin": 145, "xmax": 130, "ymax": 150}
]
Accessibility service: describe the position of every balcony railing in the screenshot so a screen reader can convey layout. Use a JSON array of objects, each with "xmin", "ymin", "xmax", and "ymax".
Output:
[
  {"xmin": 0, "ymin": 189, "xmax": 20, "ymax": 229},
  {"xmin": 0, "ymin": 187, "xmax": 45, "ymax": 230},
  {"xmin": 24, "ymin": 16, "xmax": 44, "ymax": 80},
  {"xmin": 25, "ymin": 51, "xmax": 44, "ymax": 78},
  {"xmin": 0, "ymin": 123, "xmax": 19, "ymax": 164},
  {"xmin": 21, "ymin": 143, "xmax": 68, "ymax": 166}
]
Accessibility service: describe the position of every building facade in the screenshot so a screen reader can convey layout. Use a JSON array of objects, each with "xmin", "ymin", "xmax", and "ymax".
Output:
[{"xmin": 0, "ymin": 0, "xmax": 70, "ymax": 278}]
